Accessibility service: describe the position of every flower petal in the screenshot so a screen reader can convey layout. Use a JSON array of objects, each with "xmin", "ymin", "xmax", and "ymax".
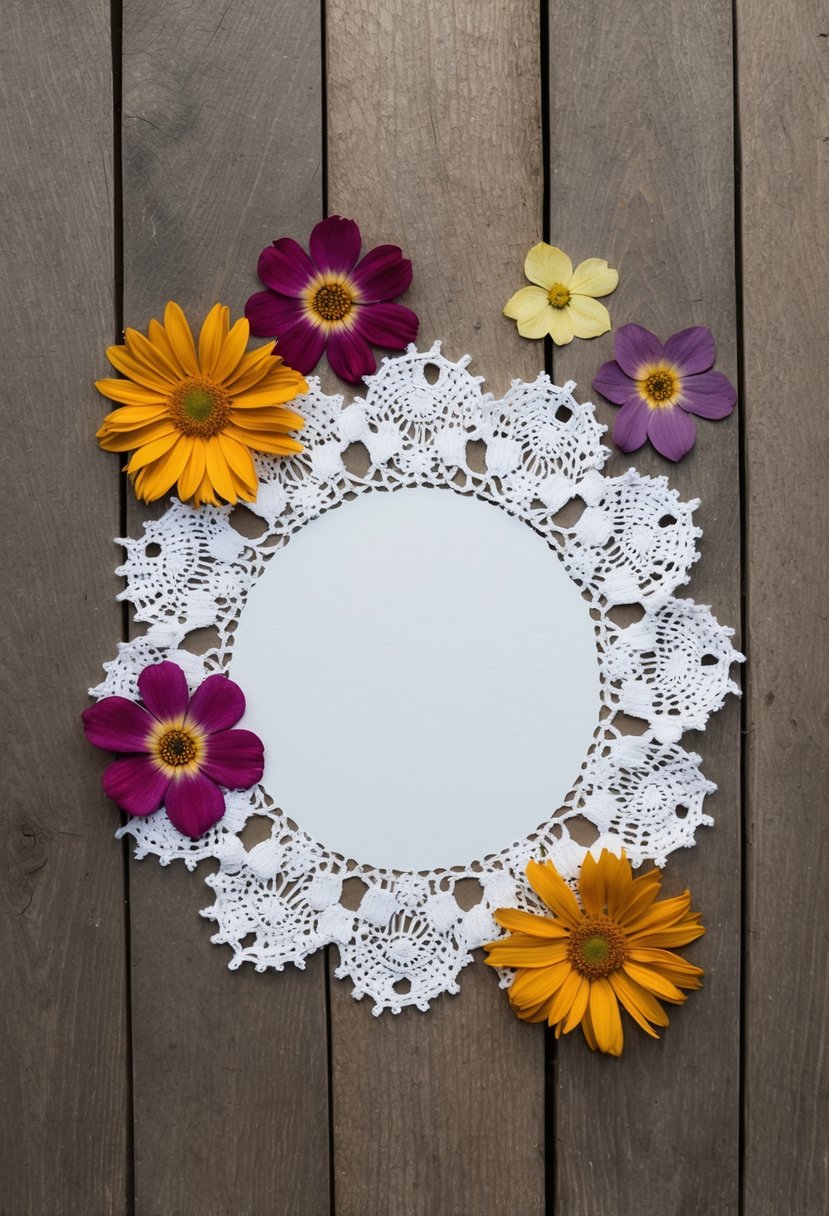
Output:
[
  {"xmin": 164, "ymin": 770, "xmax": 226, "ymax": 838},
  {"xmin": 133, "ymin": 436, "xmax": 195, "ymax": 503},
  {"xmin": 593, "ymin": 360, "xmax": 635, "ymax": 405},
  {"xmin": 354, "ymin": 302, "xmax": 419, "ymax": 349},
  {"xmin": 95, "ymin": 379, "xmax": 166, "ymax": 407},
  {"xmin": 186, "ymin": 674, "xmax": 246, "ymax": 733},
  {"xmin": 199, "ymin": 728, "xmax": 264, "ymax": 788},
  {"xmin": 326, "ymin": 327, "xmax": 377, "ymax": 383},
  {"xmin": 197, "ymin": 303, "xmax": 230, "ymax": 378},
  {"xmin": 677, "ymin": 371, "xmax": 737, "ymax": 419},
  {"xmin": 524, "ymin": 243, "xmax": 572, "ymax": 290},
  {"xmin": 258, "ymin": 239, "xmax": 317, "ymax": 297},
  {"xmin": 503, "ymin": 285, "xmax": 550, "ymax": 329},
  {"xmin": 163, "ymin": 302, "xmax": 200, "ymax": 378},
  {"xmin": 269, "ymin": 317, "xmax": 327, "ymax": 375},
  {"xmin": 608, "ymin": 970, "xmax": 666, "ymax": 1037},
  {"xmin": 177, "ymin": 440, "xmax": 207, "ymax": 503},
  {"xmin": 82, "ymin": 697, "xmax": 155, "ymax": 753},
  {"xmin": 548, "ymin": 307, "xmax": 575, "ymax": 346},
  {"xmin": 614, "ymin": 323, "xmax": 664, "ymax": 377},
  {"xmin": 492, "ymin": 907, "xmax": 570, "ymax": 938},
  {"xmin": 663, "ymin": 326, "xmax": 716, "ymax": 376},
  {"xmin": 350, "ymin": 244, "xmax": 413, "ymax": 302},
  {"xmin": 309, "ymin": 215, "xmax": 362, "ymax": 274},
  {"xmin": 218, "ymin": 434, "xmax": 258, "ymax": 496},
  {"xmin": 484, "ymin": 939, "xmax": 569, "ymax": 968},
  {"xmin": 526, "ymin": 860, "xmax": 581, "ymax": 926},
  {"xmin": 245, "ymin": 290, "xmax": 308, "ymax": 339},
  {"xmin": 561, "ymin": 975, "xmax": 591, "ymax": 1034},
  {"xmin": 569, "ymin": 258, "xmax": 618, "ymax": 298},
  {"xmin": 509, "ymin": 961, "xmax": 572, "ymax": 1011},
  {"xmin": 102, "ymin": 755, "xmax": 170, "ymax": 816},
  {"xmin": 613, "ymin": 395, "xmax": 651, "ymax": 453},
  {"xmin": 567, "ymin": 295, "xmax": 611, "ymax": 339},
  {"xmin": 578, "ymin": 851, "xmax": 604, "ymax": 915},
  {"xmin": 205, "ymin": 435, "xmax": 239, "ymax": 504},
  {"xmin": 622, "ymin": 961, "xmax": 686, "ymax": 1003},
  {"xmin": 138, "ymin": 661, "xmax": 190, "ymax": 723},
  {"xmin": 588, "ymin": 976, "xmax": 624, "ymax": 1055},
  {"xmin": 212, "ymin": 317, "xmax": 251, "ymax": 385},
  {"xmin": 547, "ymin": 967, "xmax": 586, "ymax": 1028},
  {"xmin": 647, "ymin": 404, "xmax": 697, "ymax": 462}
]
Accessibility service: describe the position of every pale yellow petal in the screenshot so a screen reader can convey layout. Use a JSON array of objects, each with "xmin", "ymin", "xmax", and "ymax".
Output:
[
  {"xmin": 524, "ymin": 243, "xmax": 572, "ymax": 289},
  {"xmin": 567, "ymin": 295, "xmax": 612, "ymax": 339},
  {"xmin": 503, "ymin": 285, "xmax": 549, "ymax": 323},
  {"xmin": 569, "ymin": 258, "xmax": 619, "ymax": 298},
  {"xmin": 548, "ymin": 307, "xmax": 575, "ymax": 346}
]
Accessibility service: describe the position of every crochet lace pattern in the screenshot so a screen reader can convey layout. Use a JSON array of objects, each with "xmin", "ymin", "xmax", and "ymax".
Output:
[{"xmin": 91, "ymin": 344, "xmax": 742, "ymax": 1013}]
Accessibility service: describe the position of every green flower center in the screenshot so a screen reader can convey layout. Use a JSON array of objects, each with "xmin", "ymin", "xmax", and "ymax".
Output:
[
  {"xmin": 547, "ymin": 282, "xmax": 571, "ymax": 309},
  {"xmin": 168, "ymin": 377, "xmax": 232, "ymax": 437},
  {"xmin": 568, "ymin": 915, "xmax": 628, "ymax": 979},
  {"xmin": 313, "ymin": 283, "xmax": 353, "ymax": 322},
  {"xmin": 157, "ymin": 727, "xmax": 199, "ymax": 768},
  {"xmin": 643, "ymin": 369, "xmax": 677, "ymax": 407}
]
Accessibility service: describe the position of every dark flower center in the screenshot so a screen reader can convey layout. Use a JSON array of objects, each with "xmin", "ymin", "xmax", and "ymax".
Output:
[
  {"xmin": 643, "ymin": 369, "xmax": 677, "ymax": 406},
  {"xmin": 567, "ymin": 915, "xmax": 628, "ymax": 979},
  {"xmin": 313, "ymin": 282, "xmax": 353, "ymax": 322},
  {"xmin": 157, "ymin": 727, "xmax": 198, "ymax": 767},
  {"xmin": 168, "ymin": 378, "xmax": 232, "ymax": 436},
  {"xmin": 547, "ymin": 282, "xmax": 571, "ymax": 309}
]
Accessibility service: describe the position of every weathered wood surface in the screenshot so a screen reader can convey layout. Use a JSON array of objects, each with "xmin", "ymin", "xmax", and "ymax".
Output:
[
  {"xmin": 120, "ymin": 2, "xmax": 330, "ymax": 1213},
  {"xmin": 3, "ymin": 0, "xmax": 827, "ymax": 1212},
  {"xmin": 0, "ymin": 2, "xmax": 127, "ymax": 1213},
  {"xmin": 739, "ymin": 1, "xmax": 829, "ymax": 1211},
  {"xmin": 547, "ymin": 2, "xmax": 742, "ymax": 1212}
]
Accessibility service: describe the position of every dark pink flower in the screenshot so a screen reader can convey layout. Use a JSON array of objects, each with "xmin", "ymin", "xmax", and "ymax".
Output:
[
  {"xmin": 82, "ymin": 661, "xmax": 264, "ymax": 838},
  {"xmin": 593, "ymin": 324, "xmax": 736, "ymax": 461},
  {"xmin": 245, "ymin": 215, "xmax": 419, "ymax": 384}
]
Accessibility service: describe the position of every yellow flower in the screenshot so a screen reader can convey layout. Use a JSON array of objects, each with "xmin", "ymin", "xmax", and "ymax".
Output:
[
  {"xmin": 95, "ymin": 301, "xmax": 307, "ymax": 506},
  {"xmin": 503, "ymin": 243, "xmax": 618, "ymax": 345},
  {"xmin": 484, "ymin": 849, "xmax": 704, "ymax": 1056}
]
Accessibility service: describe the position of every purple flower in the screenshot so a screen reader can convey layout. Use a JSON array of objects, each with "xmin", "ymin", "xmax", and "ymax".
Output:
[
  {"xmin": 82, "ymin": 661, "xmax": 264, "ymax": 838},
  {"xmin": 593, "ymin": 324, "xmax": 737, "ymax": 461},
  {"xmin": 245, "ymin": 215, "xmax": 419, "ymax": 384}
]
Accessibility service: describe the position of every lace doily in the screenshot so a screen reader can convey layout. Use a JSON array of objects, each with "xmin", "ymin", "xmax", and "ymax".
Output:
[{"xmin": 91, "ymin": 344, "xmax": 742, "ymax": 1013}]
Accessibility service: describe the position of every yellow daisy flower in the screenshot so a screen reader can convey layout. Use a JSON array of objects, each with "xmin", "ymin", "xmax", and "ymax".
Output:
[
  {"xmin": 95, "ymin": 301, "xmax": 307, "ymax": 507},
  {"xmin": 503, "ymin": 243, "xmax": 618, "ymax": 345},
  {"xmin": 485, "ymin": 849, "xmax": 704, "ymax": 1056}
]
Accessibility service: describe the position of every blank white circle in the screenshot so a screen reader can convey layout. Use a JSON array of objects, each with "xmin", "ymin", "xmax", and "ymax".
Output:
[{"xmin": 230, "ymin": 488, "xmax": 600, "ymax": 871}]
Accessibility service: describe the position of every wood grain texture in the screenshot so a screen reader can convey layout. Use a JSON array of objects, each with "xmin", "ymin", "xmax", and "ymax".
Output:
[
  {"xmin": 325, "ymin": 2, "xmax": 546, "ymax": 1212},
  {"xmin": 546, "ymin": 2, "xmax": 742, "ymax": 1211},
  {"xmin": 738, "ymin": 1, "xmax": 829, "ymax": 1210},
  {"xmin": 120, "ymin": 2, "xmax": 330, "ymax": 1212},
  {"xmin": 0, "ymin": 2, "xmax": 128, "ymax": 1213},
  {"xmin": 326, "ymin": 0, "xmax": 545, "ymax": 397}
]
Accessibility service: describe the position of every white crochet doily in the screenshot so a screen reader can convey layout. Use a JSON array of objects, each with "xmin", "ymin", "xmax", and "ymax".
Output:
[{"xmin": 91, "ymin": 344, "xmax": 741, "ymax": 1013}]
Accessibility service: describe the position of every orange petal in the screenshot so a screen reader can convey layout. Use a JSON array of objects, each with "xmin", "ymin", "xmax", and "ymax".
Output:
[
  {"xmin": 96, "ymin": 404, "xmax": 170, "ymax": 431},
  {"xmin": 609, "ymin": 970, "xmax": 666, "ymax": 1037},
  {"xmin": 588, "ymin": 976, "xmax": 624, "ymax": 1055},
  {"xmin": 578, "ymin": 851, "xmax": 604, "ymax": 915},
  {"xmin": 223, "ymin": 343, "xmax": 278, "ymax": 391},
  {"xmin": 546, "ymin": 967, "xmax": 585, "ymax": 1028},
  {"xmin": 134, "ymin": 436, "xmax": 194, "ymax": 502},
  {"xmin": 228, "ymin": 407, "xmax": 305, "ymax": 432},
  {"xmin": 562, "ymin": 975, "xmax": 591, "ymax": 1034},
  {"xmin": 143, "ymin": 319, "xmax": 189, "ymax": 380},
  {"xmin": 625, "ymin": 891, "xmax": 693, "ymax": 933},
  {"xmin": 622, "ymin": 961, "xmax": 686, "ymax": 1003},
  {"xmin": 212, "ymin": 317, "xmax": 250, "ymax": 384},
  {"xmin": 626, "ymin": 923, "xmax": 705, "ymax": 949},
  {"xmin": 493, "ymin": 908, "xmax": 570, "ymax": 938},
  {"xmin": 222, "ymin": 424, "xmax": 303, "ymax": 455},
  {"xmin": 217, "ymin": 433, "xmax": 258, "ymax": 496},
  {"xmin": 509, "ymin": 961, "xmax": 572, "ymax": 1010},
  {"xmin": 105, "ymin": 345, "xmax": 176, "ymax": 392},
  {"xmin": 204, "ymin": 436, "xmax": 238, "ymax": 504},
  {"xmin": 97, "ymin": 421, "xmax": 179, "ymax": 452},
  {"xmin": 177, "ymin": 440, "xmax": 207, "ymax": 503},
  {"xmin": 484, "ymin": 939, "xmax": 569, "ymax": 969},
  {"xmin": 125, "ymin": 431, "xmax": 182, "ymax": 472},
  {"xmin": 95, "ymin": 378, "xmax": 166, "ymax": 407},
  {"xmin": 163, "ymin": 302, "xmax": 200, "ymax": 378},
  {"xmin": 198, "ymin": 304, "xmax": 229, "ymax": 378},
  {"xmin": 526, "ymin": 860, "xmax": 581, "ymax": 927}
]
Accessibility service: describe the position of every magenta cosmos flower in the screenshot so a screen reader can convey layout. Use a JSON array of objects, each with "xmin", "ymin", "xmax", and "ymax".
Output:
[
  {"xmin": 82, "ymin": 661, "xmax": 264, "ymax": 838},
  {"xmin": 245, "ymin": 215, "xmax": 419, "ymax": 384},
  {"xmin": 593, "ymin": 324, "xmax": 737, "ymax": 461}
]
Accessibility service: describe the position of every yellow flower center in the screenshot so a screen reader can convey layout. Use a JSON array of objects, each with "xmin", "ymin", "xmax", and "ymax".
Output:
[
  {"xmin": 168, "ymin": 378, "xmax": 232, "ymax": 437},
  {"xmin": 312, "ymin": 282, "xmax": 353, "ymax": 322},
  {"xmin": 547, "ymin": 282, "xmax": 571, "ymax": 309},
  {"xmin": 568, "ymin": 915, "xmax": 628, "ymax": 979},
  {"xmin": 156, "ymin": 727, "xmax": 199, "ymax": 768},
  {"xmin": 641, "ymin": 368, "xmax": 678, "ymax": 408}
]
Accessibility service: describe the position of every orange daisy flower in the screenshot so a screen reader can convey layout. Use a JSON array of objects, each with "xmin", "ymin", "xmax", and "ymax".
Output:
[
  {"xmin": 484, "ymin": 849, "xmax": 704, "ymax": 1055},
  {"xmin": 95, "ymin": 301, "xmax": 307, "ymax": 506}
]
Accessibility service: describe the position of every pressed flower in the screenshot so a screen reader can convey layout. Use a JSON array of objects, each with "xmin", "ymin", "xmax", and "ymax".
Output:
[
  {"xmin": 593, "ymin": 323, "xmax": 736, "ymax": 462},
  {"xmin": 503, "ymin": 243, "xmax": 618, "ymax": 345},
  {"xmin": 95, "ymin": 302, "xmax": 307, "ymax": 506},
  {"xmin": 245, "ymin": 215, "xmax": 419, "ymax": 384},
  {"xmin": 485, "ymin": 849, "xmax": 704, "ymax": 1056},
  {"xmin": 82, "ymin": 661, "xmax": 264, "ymax": 838}
]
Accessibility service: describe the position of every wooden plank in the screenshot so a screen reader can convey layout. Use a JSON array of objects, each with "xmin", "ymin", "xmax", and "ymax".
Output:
[
  {"xmin": 325, "ymin": 2, "xmax": 547, "ymax": 1213},
  {"xmin": 738, "ymin": 1, "xmax": 829, "ymax": 1210},
  {"xmin": 546, "ymin": 2, "xmax": 742, "ymax": 1211},
  {"xmin": 119, "ymin": 2, "xmax": 330, "ymax": 1212},
  {"xmin": 0, "ymin": 2, "xmax": 128, "ymax": 1213}
]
